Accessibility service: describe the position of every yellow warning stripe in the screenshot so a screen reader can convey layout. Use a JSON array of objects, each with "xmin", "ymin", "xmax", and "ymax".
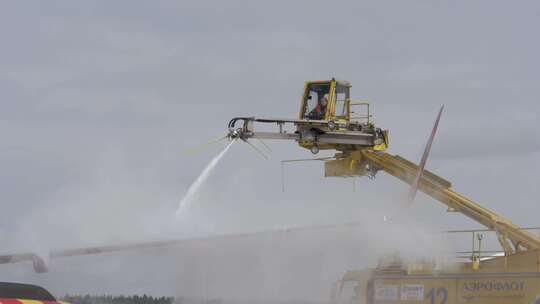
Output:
[{"xmin": 19, "ymin": 300, "xmax": 47, "ymax": 304}]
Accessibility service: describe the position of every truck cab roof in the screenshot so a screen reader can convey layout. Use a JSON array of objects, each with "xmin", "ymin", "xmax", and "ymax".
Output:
[{"xmin": 0, "ymin": 282, "xmax": 56, "ymax": 301}]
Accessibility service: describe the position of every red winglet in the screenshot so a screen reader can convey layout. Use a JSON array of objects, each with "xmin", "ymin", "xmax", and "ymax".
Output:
[{"xmin": 406, "ymin": 105, "xmax": 444, "ymax": 205}]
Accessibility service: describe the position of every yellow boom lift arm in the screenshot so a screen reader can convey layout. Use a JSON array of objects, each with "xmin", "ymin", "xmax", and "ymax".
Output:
[{"xmin": 357, "ymin": 150, "xmax": 540, "ymax": 255}]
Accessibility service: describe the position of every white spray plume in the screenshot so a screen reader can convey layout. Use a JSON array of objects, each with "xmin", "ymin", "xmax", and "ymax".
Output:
[{"xmin": 176, "ymin": 140, "xmax": 235, "ymax": 216}]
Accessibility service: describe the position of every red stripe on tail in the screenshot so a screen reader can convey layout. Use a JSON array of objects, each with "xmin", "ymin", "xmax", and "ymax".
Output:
[{"xmin": 406, "ymin": 105, "xmax": 444, "ymax": 205}]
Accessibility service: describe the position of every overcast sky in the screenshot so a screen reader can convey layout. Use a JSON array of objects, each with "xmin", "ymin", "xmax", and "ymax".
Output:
[{"xmin": 0, "ymin": 0, "xmax": 539, "ymax": 301}]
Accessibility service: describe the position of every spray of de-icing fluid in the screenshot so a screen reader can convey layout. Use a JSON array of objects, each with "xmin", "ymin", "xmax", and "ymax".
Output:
[{"xmin": 176, "ymin": 140, "xmax": 235, "ymax": 216}]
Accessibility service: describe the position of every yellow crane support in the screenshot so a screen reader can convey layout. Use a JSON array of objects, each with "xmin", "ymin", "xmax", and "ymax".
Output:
[{"xmin": 359, "ymin": 150, "xmax": 540, "ymax": 255}]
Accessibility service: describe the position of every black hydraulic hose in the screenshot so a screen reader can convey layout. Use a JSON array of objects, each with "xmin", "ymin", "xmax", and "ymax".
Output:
[{"xmin": 228, "ymin": 117, "xmax": 255, "ymax": 129}]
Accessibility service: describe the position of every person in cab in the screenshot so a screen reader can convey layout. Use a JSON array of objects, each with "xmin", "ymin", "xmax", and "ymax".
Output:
[{"xmin": 308, "ymin": 93, "xmax": 328, "ymax": 120}]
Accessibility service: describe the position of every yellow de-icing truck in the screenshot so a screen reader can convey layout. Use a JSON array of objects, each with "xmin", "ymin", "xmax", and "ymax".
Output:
[{"xmin": 334, "ymin": 250, "xmax": 540, "ymax": 304}]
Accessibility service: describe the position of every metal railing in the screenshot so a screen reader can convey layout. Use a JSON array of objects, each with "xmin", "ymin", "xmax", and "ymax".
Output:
[
  {"xmin": 445, "ymin": 227, "xmax": 540, "ymax": 260},
  {"xmin": 349, "ymin": 99, "xmax": 371, "ymax": 124}
]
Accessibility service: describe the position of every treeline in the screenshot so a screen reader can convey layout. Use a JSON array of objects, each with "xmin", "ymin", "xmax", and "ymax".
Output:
[{"xmin": 62, "ymin": 295, "xmax": 175, "ymax": 304}]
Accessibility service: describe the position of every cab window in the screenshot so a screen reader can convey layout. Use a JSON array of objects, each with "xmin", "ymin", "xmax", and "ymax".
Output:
[
  {"xmin": 303, "ymin": 83, "xmax": 330, "ymax": 119},
  {"xmin": 335, "ymin": 84, "xmax": 350, "ymax": 119}
]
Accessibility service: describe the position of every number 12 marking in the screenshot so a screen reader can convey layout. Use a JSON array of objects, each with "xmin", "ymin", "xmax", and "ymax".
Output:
[{"xmin": 427, "ymin": 287, "xmax": 448, "ymax": 304}]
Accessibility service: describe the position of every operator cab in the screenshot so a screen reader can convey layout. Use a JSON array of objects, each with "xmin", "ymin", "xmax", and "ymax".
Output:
[
  {"xmin": 295, "ymin": 78, "xmax": 387, "ymax": 153},
  {"xmin": 300, "ymin": 79, "xmax": 351, "ymax": 124}
]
